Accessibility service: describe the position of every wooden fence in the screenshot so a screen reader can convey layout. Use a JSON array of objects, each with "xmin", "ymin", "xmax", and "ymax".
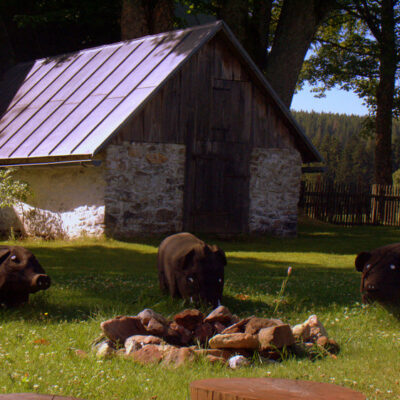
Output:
[{"xmin": 299, "ymin": 181, "xmax": 400, "ymax": 226}]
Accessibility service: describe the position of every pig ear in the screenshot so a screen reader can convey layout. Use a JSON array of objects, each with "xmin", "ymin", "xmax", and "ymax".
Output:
[
  {"xmin": 0, "ymin": 247, "xmax": 10, "ymax": 266},
  {"xmin": 355, "ymin": 251, "xmax": 371, "ymax": 272},
  {"xmin": 182, "ymin": 249, "xmax": 196, "ymax": 270},
  {"xmin": 212, "ymin": 245, "xmax": 227, "ymax": 266}
]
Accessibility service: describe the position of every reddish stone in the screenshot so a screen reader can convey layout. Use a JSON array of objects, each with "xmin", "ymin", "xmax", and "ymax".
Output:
[
  {"xmin": 213, "ymin": 321, "xmax": 226, "ymax": 333},
  {"xmin": 173, "ymin": 309, "xmax": 204, "ymax": 331},
  {"xmin": 145, "ymin": 317, "xmax": 166, "ymax": 336},
  {"xmin": 162, "ymin": 346, "xmax": 195, "ymax": 366},
  {"xmin": 292, "ymin": 322, "xmax": 312, "ymax": 341},
  {"xmin": 129, "ymin": 344, "xmax": 163, "ymax": 364},
  {"xmin": 100, "ymin": 316, "xmax": 146, "ymax": 344},
  {"xmin": 194, "ymin": 348, "xmax": 234, "ymax": 361},
  {"xmin": 207, "ymin": 355, "xmax": 226, "ymax": 364},
  {"xmin": 137, "ymin": 308, "xmax": 168, "ymax": 325},
  {"xmin": 222, "ymin": 317, "xmax": 253, "ymax": 334},
  {"xmin": 245, "ymin": 317, "xmax": 284, "ymax": 335},
  {"xmin": 163, "ymin": 326, "xmax": 181, "ymax": 346},
  {"xmin": 167, "ymin": 321, "xmax": 193, "ymax": 345},
  {"xmin": 258, "ymin": 324, "xmax": 295, "ymax": 350},
  {"xmin": 316, "ymin": 336, "xmax": 329, "ymax": 347},
  {"xmin": 316, "ymin": 337, "xmax": 340, "ymax": 354},
  {"xmin": 209, "ymin": 333, "xmax": 259, "ymax": 350},
  {"xmin": 194, "ymin": 322, "xmax": 214, "ymax": 344},
  {"xmin": 125, "ymin": 335, "xmax": 164, "ymax": 354},
  {"xmin": 204, "ymin": 306, "xmax": 232, "ymax": 325}
]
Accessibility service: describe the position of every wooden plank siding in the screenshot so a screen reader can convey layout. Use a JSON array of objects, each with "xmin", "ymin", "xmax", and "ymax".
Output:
[
  {"xmin": 113, "ymin": 34, "xmax": 296, "ymax": 149},
  {"xmin": 111, "ymin": 33, "xmax": 299, "ymax": 233}
]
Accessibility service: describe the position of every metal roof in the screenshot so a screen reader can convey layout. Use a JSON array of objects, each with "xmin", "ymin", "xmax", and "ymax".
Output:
[{"xmin": 0, "ymin": 21, "xmax": 322, "ymax": 166}]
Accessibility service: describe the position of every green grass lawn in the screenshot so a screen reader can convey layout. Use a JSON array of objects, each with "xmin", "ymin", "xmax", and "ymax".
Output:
[{"xmin": 1, "ymin": 220, "xmax": 400, "ymax": 399}]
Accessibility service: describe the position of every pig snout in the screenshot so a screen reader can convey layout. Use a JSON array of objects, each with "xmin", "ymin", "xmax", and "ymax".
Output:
[{"xmin": 30, "ymin": 274, "xmax": 51, "ymax": 292}]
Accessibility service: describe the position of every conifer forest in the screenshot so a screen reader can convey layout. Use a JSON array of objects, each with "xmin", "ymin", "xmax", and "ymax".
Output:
[{"xmin": 293, "ymin": 111, "xmax": 400, "ymax": 186}]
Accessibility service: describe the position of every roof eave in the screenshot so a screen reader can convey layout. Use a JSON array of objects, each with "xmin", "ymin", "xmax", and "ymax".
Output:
[{"xmin": 0, "ymin": 155, "xmax": 98, "ymax": 168}]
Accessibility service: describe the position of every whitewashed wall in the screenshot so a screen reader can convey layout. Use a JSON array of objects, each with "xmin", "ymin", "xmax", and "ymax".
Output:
[{"xmin": 0, "ymin": 164, "xmax": 106, "ymax": 238}]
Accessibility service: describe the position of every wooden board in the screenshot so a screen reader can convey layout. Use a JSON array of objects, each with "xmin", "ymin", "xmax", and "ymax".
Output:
[
  {"xmin": 0, "ymin": 394, "xmax": 84, "ymax": 400},
  {"xmin": 190, "ymin": 378, "xmax": 366, "ymax": 400}
]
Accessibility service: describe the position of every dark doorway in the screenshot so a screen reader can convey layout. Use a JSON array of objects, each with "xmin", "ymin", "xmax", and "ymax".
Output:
[{"xmin": 183, "ymin": 78, "xmax": 251, "ymax": 233}]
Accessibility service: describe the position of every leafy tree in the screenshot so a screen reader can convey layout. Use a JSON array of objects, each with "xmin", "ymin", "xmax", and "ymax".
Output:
[
  {"xmin": 300, "ymin": 0, "xmax": 400, "ymax": 184},
  {"xmin": 0, "ymin": 169, "xmax": 30, "ymax": 208},
  {"xmin": 181, "ymin": 0, "xmax": 338, "ymax": 107}
]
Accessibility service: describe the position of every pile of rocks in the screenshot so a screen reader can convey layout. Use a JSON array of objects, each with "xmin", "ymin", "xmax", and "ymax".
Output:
[{"xmin": 95, "ymin": 306, "xmax": 339, "ymax": 367}]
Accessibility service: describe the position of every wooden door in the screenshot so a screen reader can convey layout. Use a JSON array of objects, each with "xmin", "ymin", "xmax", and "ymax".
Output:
[{"xmin": 183, "ymin": 79, "xmax": 251, "ymax": 234}]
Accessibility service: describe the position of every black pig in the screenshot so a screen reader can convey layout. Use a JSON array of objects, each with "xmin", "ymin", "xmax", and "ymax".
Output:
[
  {"xmin": 157, "ymin": 233, "xmax": 226, "ymax": 307},
  {"xmin": 355, "ymin": 242, "xmax": 400, "ymax": 304},
  {"xmin": 0, "ymin": 246, "xmax": 51, "ymax": 307}
]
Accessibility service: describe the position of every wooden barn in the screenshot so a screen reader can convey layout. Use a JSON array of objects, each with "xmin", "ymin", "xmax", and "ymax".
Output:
[{"xmin": 0, "ymin": 21, "xmax": 321, "ymax": 239}]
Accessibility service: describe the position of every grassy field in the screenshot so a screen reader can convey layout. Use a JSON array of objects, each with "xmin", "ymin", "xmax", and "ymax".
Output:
[{"xmin": 1, "ymin": 220, "xmax": 400, "ymax": 399}]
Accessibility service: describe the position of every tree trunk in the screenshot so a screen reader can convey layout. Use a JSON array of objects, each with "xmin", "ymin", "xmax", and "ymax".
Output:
[
  {"xmin": 244, "ymin": 1, "xmax": 272, "ymax": 70},
  {"xmin": 121, "ymin": 0, "xmax": 148, "ymax": 40},
  {"xmin": 151, "ymin": 0, "xmax": 174, "ymax": 34},
  {"xmin": 0, "ymin": 16, "xmax": 15, "ymax": 74},
  {"xmin": 218, "ymin": 0, "xmax": 272, "ymax": 71},
  {"xmin": 121, "ymin": 0, "xmax": 174, "ymax": 40},
  {"xmin": 265, "ymin": 0, "xmax": 336, "ymax": 108},
  {"xmin": 374, "ymin": 0, "xmax": 396, "ymax": 185}
]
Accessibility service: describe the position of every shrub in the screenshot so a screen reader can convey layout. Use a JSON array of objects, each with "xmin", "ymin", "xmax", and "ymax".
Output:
[{"xmin": 0, "ymin": 168, "xmax": 31, "ymax": 208}]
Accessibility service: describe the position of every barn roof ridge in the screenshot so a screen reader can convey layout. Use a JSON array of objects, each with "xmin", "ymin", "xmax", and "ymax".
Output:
[{"xmin": 0, "ymin": 20, "xmax": 321, "ymax": 166}]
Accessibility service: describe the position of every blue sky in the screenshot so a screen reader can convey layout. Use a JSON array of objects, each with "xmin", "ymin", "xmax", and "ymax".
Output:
[{"xmin": 291, "ymin": 82, "xmax": 369, "ymax": 116}]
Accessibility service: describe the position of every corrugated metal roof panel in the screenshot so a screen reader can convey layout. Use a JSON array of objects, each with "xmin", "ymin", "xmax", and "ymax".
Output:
[
  {"xmin": 0, "ymin": 21, "xmax": 322, "ymax": 164},
  {"xmin": 0, "ymin": 23, "xmax": 219, "ymax": 163}
]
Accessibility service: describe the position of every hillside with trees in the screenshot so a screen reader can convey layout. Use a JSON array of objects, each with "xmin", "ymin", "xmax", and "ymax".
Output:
[{"xmin": 293, "ymin": 110, "xmax": 400, "ymax": 185}]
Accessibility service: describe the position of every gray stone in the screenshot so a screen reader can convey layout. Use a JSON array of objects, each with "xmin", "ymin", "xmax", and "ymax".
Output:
[{"xmin": 249, "ymin": 148, "xmax": 301, "ymax": 237}]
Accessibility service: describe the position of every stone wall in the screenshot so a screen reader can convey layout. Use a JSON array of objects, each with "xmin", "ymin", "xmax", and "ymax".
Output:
[
  {"xmin": 0, "ymin": 164, "xmax": 106, "ymax": 239},
  {"xmin": 0, "ymin": 145, "xmax": 301, "ymax": 239},
  {"xmin": 105, "ymin": 142, "xmax": 185, "ymax": 238},
  {"xmin": 249, "ymin": 148, "xmax": 302, "ymax": 236}
]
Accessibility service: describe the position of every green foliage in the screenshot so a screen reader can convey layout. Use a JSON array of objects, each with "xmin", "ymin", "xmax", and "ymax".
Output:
[
  {"xmin": 299, "ymin": 1, "xmax": 398, "ymax": 115},
  {"xmin": 0, "ymin": 168, "xmax": 30, "ymax": 208},
  {"xmin": 299, "ymin": 1, "xmax": 400, "ymax": 184},
  {"xmin": 393, "ymin": 168, "xmax": 400, "ymax": 185},
  {"xmin": 294, "ymin": 110, "xmax": 378, "ymax": 185},
  {"xmin": 1, "ymin": 223, "xmax": 400, "ymax": 398}
]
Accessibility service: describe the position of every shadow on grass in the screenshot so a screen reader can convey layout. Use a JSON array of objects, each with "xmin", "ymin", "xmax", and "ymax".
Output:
[
  {"xmin": 4, "ymin": 220, "xmax": 397, "ymax": 323},
  {"xmin": 101, "ymin": 222, "xmax": 400, "ymax": 256},
  {"xmin": 0, "ymin": 242, "xmax": 367, "ymax": 323}
]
